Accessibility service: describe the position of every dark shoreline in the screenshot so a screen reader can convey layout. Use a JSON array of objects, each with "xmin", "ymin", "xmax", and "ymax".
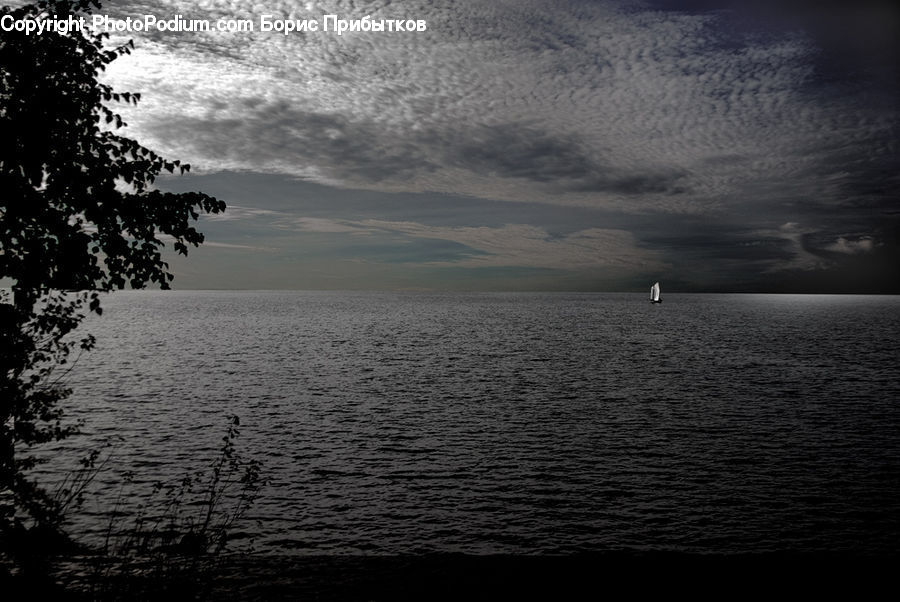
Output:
[
  {"xmin": 205, "ymin": 553, "xmax": 898, "ymax": 600},
  {"xmin": 5, "ymin": 551, "xmax": 896, "ymax": 600}
]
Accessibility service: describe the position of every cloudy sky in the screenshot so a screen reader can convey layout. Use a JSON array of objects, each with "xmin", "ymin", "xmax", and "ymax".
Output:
[{"xmin": 86, "ymin": 0, "xmax": 900, "ymax": 290}]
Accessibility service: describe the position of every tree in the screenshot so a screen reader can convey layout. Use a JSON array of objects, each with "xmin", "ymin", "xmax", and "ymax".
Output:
[{"xmin": 0, "ymin": 0, "xmax": 225, "ymax": 552}]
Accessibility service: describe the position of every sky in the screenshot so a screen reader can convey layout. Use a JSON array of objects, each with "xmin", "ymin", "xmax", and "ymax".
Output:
[{"xmin": 45, "ymin": 1, "xmax": 900, "ymax": 290}]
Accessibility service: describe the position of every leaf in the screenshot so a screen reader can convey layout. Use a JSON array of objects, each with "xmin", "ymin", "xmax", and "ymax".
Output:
[{"xmin": 0, "ymin": 0, "xmax": 225, "ymax": 538}]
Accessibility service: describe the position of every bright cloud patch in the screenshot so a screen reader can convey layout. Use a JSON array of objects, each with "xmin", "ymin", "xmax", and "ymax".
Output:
[{"xmin": 825, "ymin": 237, "xmax": 875, "ymax": 254}]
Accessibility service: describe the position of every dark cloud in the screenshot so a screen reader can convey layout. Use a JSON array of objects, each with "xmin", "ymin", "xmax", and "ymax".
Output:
[
  {"xmin": 648, "ymin": 0, "xmax": 900, "ymax": 89},
  {"xmin": 151, "ymin": 104, "xmax": 439, "ymax": 183},
  {"xmin": 446, "ymin": 123, "xmax": 596, "ymax": 182},
  {"xmin": 442, "ymin": 123, "xmax": 689, "ymax": 195},
  {"xmin": 573, "ymin": 171, "xmax": 688, "ymax": 195},
  {"xmin": 155, "ymin": 106, "xmax": 690, "ymax": 196}
]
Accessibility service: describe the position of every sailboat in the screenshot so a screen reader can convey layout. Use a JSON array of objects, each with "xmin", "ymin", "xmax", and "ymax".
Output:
[{"xmin": 650, "ymin": 282, "xmax": 662, "ymax": 304}]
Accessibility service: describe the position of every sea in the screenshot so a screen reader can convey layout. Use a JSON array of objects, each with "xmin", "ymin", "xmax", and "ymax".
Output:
[{"xmin": 33, "ymin": 290, "xmax": 900, "ymax": 556}]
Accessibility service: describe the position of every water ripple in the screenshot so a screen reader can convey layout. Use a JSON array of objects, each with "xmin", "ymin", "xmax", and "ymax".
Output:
[{"xmin": 31, "ymin": 291, "xmax": 900, "ymax": 555}]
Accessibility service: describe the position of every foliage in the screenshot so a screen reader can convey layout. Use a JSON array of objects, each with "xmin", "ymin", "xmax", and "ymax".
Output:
[
  {"xmin": 76, "ymin": 416, "xmax": 266, "ymax": 599},
  {"xmin": 0, "ymin": 0, "xmax": 225, "ymax": 554}
]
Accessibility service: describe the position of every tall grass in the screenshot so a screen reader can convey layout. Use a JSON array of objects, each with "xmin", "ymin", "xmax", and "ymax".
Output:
[{"xmin": 57, "ymin": 415, "xmax": 266, "ymax": 599}]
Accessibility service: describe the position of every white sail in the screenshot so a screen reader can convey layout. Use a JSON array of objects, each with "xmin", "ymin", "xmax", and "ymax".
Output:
[{"xmin": 650, "ymin": 282, "xmax": 661, "ymax": 302}]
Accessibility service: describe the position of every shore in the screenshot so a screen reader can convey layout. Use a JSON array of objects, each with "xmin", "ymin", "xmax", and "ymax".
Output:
[
  {"xmin": 207, "ymin": 553, "xmax": 893, "ymax": 600},
  {"xmin": 4, "ymin": 551, "xmax": 894, "ymax": 600},
  {"xmin": 96, "ymin": 553, "xmax": 900, "ymax": 599}
]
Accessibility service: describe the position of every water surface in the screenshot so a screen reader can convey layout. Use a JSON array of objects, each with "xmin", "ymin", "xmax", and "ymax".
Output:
[{"xmin": 39, "ymin": 291, "xmax": 900, "ymax": 555}]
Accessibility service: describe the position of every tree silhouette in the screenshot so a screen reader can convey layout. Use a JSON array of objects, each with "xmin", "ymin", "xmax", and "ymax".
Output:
[{"xmin": 0, "ymin": 0, "xmax": 225, "ymax": 554}]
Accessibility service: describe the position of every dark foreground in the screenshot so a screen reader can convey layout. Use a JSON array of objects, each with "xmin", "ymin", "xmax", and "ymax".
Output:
[
  {"xmin": 208, "ymin": 554, "xmax": 893, "ymax": 600},
  {"xmin": 4, "ymin": 553, "xmax": 895, "ymax": 600}
]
